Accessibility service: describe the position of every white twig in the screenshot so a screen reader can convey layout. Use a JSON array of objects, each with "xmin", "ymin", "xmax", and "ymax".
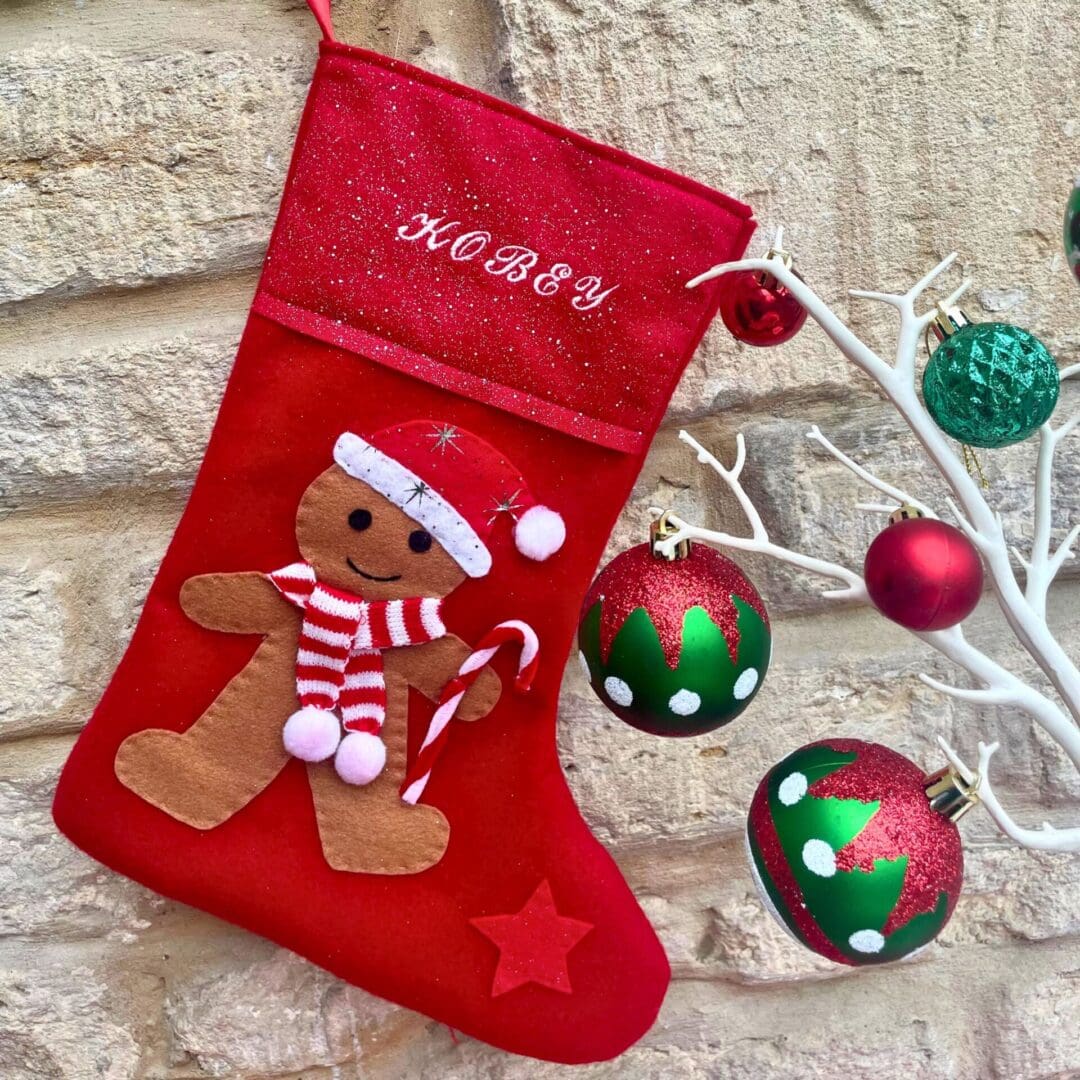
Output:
[
  {"xmin": 806, "ymin": 425, "xmax": 936, "ymax": 518},
  {"xmin": 919, "ymin": 625, "xmax": 1080, "ymax": 771},
  {"xmin": 939, "ymin": 738, "xmax": 1080, "ymax": 852},
  {"xmin": 917, "ymin": 673, "xmax": 1009, "ymax": 706},
  {"xmin": 1009, "ymin": 546, "xmax": 1033, "ymax": 573},
  {"xmin": 687, "ymin": 255, "xmax": 895, "ymax": 383},
  {"xmin": 848, "ymin": 252, "xmax": 958, "ymax": 313},
  {"xmin": 652, "ymin": 506, "xmax": 866, "ymax": 601},
  {"xmin": 908, "ymin": 251, "xmax": 959, "ymax": 298},
  {"xmin": 944, "ymin": 497, "xmax": 990, "ymax": 553},
  {"xmin": 651, "ymin": 431, "xmax": 866, "ymax": 602},
  {"xmin": 1050, "ymin": 524, "xmax": 1080, "ymax": 576},
  {"xmin": 1023, "ymin": 364, "xmax": 1080, "ymax": 616}
]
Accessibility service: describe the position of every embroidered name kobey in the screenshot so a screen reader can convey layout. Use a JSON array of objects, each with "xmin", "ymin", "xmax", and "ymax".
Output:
[{"xmin": 397, "ymin": 213, "xmax": 619, "ymax": 312}]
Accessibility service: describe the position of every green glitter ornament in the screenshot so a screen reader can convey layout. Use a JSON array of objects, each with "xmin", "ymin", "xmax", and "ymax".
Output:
[
  {"xmin": 922, "ymin": 314, "xmax": 1060, "ymax": 449},
  {"xmin": 746, "ymin": 740, "xmax": 970, "ymax": 966},
  {"xmin": 577, "ymin": 531, "xmax": 771, "ymax": 737},
  {"xmin": 1065, "ymin": 178, "xmax": 1080, "ymax": 285}
]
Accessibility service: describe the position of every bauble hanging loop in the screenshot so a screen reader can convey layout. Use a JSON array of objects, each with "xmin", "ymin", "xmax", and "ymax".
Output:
[
  {"xmin": 887, "ymin": 503, "xmax": 926, "ymax": 526},
  {"xmin": 650, "ymin": 510, "xmax": 691, "ymax": 561},
  {"xmin": 924, "ymin": 764, "xmax": 981, "ymax": 823},
  {"xmin": 927, "ymin": 301, "xmax": 972, "ymax": 343}
]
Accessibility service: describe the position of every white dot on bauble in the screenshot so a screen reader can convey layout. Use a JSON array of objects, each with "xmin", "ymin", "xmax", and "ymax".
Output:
[
  {"xmin": 849, "ymin": 929, "xmax": 885, "ymax": 954},
  {"xmin": 668, "ymin": 689, "xmax": 701, "ymax": 716},
  {"xmin": 604, "ymin": 676, "xmax": 633, "ymax": 707},
  {"xmin": 802, "ymin": 838, "xmax": 837, "ymax": 877},
  {"xmin": 577, "ymin": 650, "xmax": 590, "ymax": 680},
  {"xmin": 733, "ymin": 668, "xmax": 759, "ymax": 700},
  {"xmin": 778, "ymin": 772, "xmax": 808, "ymax": 806}
]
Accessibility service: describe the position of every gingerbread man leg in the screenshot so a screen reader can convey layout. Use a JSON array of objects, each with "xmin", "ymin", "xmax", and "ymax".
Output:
[
  {"xmin": 115, "ymin": 627, "xmax": 297, "ymax": 829},
  {"xmin": 307, "ymin": 672, "xmax": 449, "ymax": 875}
]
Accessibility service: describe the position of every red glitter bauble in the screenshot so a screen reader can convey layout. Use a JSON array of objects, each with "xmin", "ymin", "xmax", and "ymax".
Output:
[
  {"xmin": 747, "ymin": 738, "xmax": 964, "ymax": 965},
  {"xmin": 863, "ymin": 517, "xmax": 983, "ymax": 631},
  {"xmin": 719, "ymin": 268, "xmax": 808, "ymax": 347}
]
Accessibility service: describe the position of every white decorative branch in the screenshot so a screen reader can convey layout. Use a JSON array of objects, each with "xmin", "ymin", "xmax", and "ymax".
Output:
[
  {"xmin": 687, "ymin": 247, "xmax": 1080, "ymax": 725},
  {"xmin": 666, "ymin": 241, "xmax": 1080, "ymax": 852},
  {"xmin": 1024, "ymin": 364, "xmax": 1080, "ymax": 618},
  {"xmin": 650, "ymin": 433, "xmax": 866, "ymax": 601}
]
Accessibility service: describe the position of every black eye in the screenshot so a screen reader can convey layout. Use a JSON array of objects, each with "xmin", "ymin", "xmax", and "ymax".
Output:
[
  {"xmin": 348, "ymin": 509, "xmax": 372, "ymax": 531},
  {"xmin": 408, "ymin": 529, "xmax": 433, "ymax": 553}
]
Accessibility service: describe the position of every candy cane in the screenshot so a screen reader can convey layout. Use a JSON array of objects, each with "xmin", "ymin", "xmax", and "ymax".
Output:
[{"xmin": 400, "ymin": 620, "xmax": 539, "ymax": 805}]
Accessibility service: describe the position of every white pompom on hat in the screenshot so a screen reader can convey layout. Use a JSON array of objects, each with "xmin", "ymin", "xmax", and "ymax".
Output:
[
  {"xmin": 334, "ymin": 421, "xmax": 566, "ymax": 577},
  {"xmin": 514, "ymin": 504, "xmax": 567, "ymax": 562}
]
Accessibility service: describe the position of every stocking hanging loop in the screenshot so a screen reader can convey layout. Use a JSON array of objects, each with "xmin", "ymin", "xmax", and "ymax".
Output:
[{"xmin": 304, "ymin": 0, "xmax": 335, "ymax": 41}]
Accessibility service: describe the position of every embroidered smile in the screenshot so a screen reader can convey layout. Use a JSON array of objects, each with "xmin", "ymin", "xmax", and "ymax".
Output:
[{"xmin": 346, "ymin": 558, "xmax": 402, "ymax": 583}]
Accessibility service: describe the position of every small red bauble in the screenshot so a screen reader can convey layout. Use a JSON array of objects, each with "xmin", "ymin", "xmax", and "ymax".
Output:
[
  {"xmin": 719, "ymin": 269, "xmax": 808, "ymax": 347},
  {"xmin": 864, "ymin": 516, "xmax": 983, "ymax": 631}
]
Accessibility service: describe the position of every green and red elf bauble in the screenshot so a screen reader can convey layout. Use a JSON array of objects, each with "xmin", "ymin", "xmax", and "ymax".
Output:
[
  {"xmin": 1064, "ymin": 176, "xmax": 1080, "ymax": 285},
  {"xmin": 577, "ymin": 518, "xmax": 771, "ymax": 736},
  {"xmin": 746, "ymin": 739, "xmax": 977, "ymax": 966}
]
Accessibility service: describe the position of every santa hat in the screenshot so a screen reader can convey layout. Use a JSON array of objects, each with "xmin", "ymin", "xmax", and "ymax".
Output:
[{"xmin": 333, "ymin": 421, "xmax": 565, "ymax": 578}]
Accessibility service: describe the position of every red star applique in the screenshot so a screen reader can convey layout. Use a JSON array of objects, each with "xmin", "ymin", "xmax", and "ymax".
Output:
[{"xmin": 469, "ymin": 880, "xmax": 593, "ymax": 997}]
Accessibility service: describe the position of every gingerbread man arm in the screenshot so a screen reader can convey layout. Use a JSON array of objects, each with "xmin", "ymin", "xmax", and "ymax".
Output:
[
  {"xmin": 180, "ymin": 572, "xmax": 299, "ymax": 635},
  {"xmin": 386, "ymin": 634, "xmax": 501, "ymax": 721}
]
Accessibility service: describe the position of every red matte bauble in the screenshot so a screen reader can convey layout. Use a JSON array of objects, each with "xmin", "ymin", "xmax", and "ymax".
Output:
[
  {"xmin": 864, "ymin": 517, "xmax": 983, "ymax": 631},
  {"xmin": 719, "ymin": 269, "xmax": 808, "ymax": 346}
]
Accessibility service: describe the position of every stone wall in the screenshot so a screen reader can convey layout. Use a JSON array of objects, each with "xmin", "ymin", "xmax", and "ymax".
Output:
[{"xmin": 2, "ymin": 1, "xmax": 1079, "ymax": 1076}]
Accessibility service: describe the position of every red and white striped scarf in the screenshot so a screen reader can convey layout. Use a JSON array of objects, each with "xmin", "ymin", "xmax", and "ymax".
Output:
[{"xmin": 268, "ymin": 562, "xmax": 446, "ymax": 734}]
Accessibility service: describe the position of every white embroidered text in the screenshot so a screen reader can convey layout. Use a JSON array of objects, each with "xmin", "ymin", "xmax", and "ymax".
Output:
[{"xmin": 396, "ymin": 213, "xmax": 619, "ymax": 312}]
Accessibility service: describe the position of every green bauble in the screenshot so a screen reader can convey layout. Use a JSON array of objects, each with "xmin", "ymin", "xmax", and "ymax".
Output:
[
  {"xmin": 577, "ymin": 543, "xmax": 771, "ymax": 736},
  {"xmin": 1066, "ymin": 180, "xmax": 1080, "ymax": 285},
  {"xmin": 922, "ymin": 322, "xmax": 1059, "ymax": 448},
  {"xmin": 746, "ymin": 740, "xmax": 965, "ymax": 966}
]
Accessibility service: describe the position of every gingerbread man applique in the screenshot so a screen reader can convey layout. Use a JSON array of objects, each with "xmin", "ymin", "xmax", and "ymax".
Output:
[{"xmin": 114, "ymin": 421, "xmax": 565, "ymax": 876}]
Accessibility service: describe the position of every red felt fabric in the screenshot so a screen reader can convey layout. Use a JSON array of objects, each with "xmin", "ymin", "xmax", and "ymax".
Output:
[{"xmin": 53, "ymin": 31, "xmax": 754, "ymax": 1065}]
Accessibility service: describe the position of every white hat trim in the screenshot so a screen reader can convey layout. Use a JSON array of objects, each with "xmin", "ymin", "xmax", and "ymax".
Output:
[{"xmin": 334, "ymin": 432, "xmax": 492, "ymax": 578}]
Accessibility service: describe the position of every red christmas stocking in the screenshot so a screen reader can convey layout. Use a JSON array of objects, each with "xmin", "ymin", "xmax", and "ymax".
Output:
[{"xmin": 53, "ymin": 1, "xmax": 754, "ymax": 1064}]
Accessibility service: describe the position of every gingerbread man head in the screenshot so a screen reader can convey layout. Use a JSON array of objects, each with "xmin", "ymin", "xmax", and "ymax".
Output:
[
  {"xmin": 297, "ymin": 469, "xmax": 467, "ymax": 601},
  {"xmin": 295, "ymin": 421, "xmax": 566, "ymax": 601}
]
